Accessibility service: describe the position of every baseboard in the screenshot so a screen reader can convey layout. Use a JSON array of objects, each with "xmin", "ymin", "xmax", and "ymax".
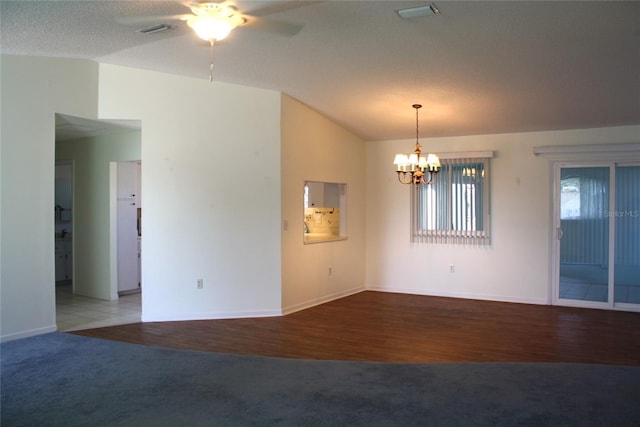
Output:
[
  {"xmin": 141, "ymin": 287, "xmax": 366, "ymax": 322},
  {"xmin": 365, "ymin": 285, "xmax": 548, "ymax": 306},
  {"xmin": 141, "ymin": 285, "xmax": 543, "ymax": 323},
  {"xmin": 141, "ymin": 308, "xmax": 283, "ymax": 323},
  {"xmin": 282, "ymin": 286, "xmax": 366, "ymax": 316},
  {"xmin": 1, "ymin": 325, "xmax": 58, "ymax": 343}
]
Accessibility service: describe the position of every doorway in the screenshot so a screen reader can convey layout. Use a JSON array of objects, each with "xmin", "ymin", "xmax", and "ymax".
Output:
[
  {"xmin": 54, "ymin": 114, "xmax": 142, "ymax": 330},
  {"xmin": 552, "ymin": 162, "xmax": 640, "ymax": 310}
]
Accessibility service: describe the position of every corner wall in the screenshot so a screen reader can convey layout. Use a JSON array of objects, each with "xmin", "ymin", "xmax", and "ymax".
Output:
[
  {"xmin": 281, "ymin": 95, "xmax": 366, "ymax": 312},
  {"xmin": 365, "ymin": 125, "xmax": 640, "ymax": 304},
  {"xmin": 97, "ymin": 64, "xmax": 283, "ymax": 321},
  {"xmin": 1, "ymin": 55, "xmax": 99, "ymax": 341}
]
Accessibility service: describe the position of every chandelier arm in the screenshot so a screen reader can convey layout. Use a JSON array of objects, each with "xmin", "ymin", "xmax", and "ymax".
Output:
[
  {"xmin": 396, "ymin": 171, "xmax": 415, "ymax": 185},
  {"xmin": 423, "ymin": 171, "xmax": 437, "ymax": 185}
]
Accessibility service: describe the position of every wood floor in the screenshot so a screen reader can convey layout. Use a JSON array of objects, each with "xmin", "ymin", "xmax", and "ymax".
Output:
[{"xmin": 72, "ymin": 291, "xmax": 640, "ymax": 366}]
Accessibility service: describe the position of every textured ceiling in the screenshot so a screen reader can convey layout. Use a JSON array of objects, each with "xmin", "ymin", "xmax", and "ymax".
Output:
[{"xmin": 2, "ymin": 0, "xmax": 639, "ymax": 141}]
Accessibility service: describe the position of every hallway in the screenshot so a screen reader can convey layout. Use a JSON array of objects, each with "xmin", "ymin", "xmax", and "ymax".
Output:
[{"xmin": 56, "ymin": 285, "xmax": 141, "ymax": 332}]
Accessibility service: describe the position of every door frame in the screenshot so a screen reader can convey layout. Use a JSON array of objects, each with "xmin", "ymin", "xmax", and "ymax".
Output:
[{"xmin": 55, "ymin": 160, "xmax": 75, "ymax": 288}]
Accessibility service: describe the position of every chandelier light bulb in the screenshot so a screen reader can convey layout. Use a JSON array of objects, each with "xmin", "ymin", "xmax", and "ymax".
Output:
[{"xmin": 426, "ymin": 153, "xmax": 440, "ymax": 169}]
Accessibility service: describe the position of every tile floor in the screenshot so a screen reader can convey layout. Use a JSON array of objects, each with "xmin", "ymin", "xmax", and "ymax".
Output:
[
  {"xmin": 56, "ymin": 285, "xmax": 141, "ymax": 332},
  {"xmin": 559, "ymin": 263, "xmax": 640, "ymax": 304},
  {"xmin": 560, "ymin": 280, "xmax": 640, "ymax": 304}
]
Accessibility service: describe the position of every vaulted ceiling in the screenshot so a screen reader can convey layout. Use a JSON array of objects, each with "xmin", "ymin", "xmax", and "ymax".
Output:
[{"xmin": 2, "ymin": 1, "xmax": 639, "ymax": 140}]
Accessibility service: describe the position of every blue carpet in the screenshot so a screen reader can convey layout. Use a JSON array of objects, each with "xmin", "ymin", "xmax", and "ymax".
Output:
[{"xmin": 2, "ymin": 332, "xmax": 639, "ymax": 426}]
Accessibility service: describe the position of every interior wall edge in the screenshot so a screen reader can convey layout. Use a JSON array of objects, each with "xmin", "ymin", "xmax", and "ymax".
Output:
[
  {"xmin": 281, "ymin": 286, "xmax": 365, "ymax": 316},
  {"xmin": 141, "ymin": 308, "xmax": 284, "ymax": 323},
  {"xmin": 0, "ymin": 325, "xmax": 58, "ymax": 343},
  {"xmin": 365, "ymin": 286, "xmax": 549, "ymax": 306}
]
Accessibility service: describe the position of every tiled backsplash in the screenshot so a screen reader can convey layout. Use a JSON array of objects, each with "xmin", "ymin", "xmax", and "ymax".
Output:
[{"xmin": 305, "ymin": 208, "xmax": 340, "ymax": 235}]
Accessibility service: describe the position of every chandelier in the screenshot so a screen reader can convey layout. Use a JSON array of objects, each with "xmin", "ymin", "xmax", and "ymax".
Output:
[{"xmin": 393, "ymin": 104, "xmax": 441, "ymax": 186}]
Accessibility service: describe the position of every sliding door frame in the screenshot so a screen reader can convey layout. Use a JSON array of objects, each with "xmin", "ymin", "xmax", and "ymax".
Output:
[{"xmin": 551, "ymin": 160, "xmax": 640, "ymax": 312}]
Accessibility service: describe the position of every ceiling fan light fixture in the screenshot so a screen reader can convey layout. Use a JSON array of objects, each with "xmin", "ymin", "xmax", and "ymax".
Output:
[
  {"xmin": 187, "ymin": 3, "xmax": 244, "ymax": 42},
  {"xmin": 188, "ymin": 16, "xmax": 234, "ymax": 41}
]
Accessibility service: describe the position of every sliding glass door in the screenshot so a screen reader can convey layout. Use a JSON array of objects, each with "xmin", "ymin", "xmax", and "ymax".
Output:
[
  {"xmin": 614, "ymin": 165, "xmax": 640, "ymax": 305},
  {"xmin": 558, "ymin": 166, "xmax": 609, "ymax": 303},
  {"xmin": 555, "ymin": 163, "xmax": 640, "ymax": 310}
]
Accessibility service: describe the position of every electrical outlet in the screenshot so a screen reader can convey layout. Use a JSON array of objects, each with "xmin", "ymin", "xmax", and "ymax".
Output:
[
  {"xmin": 197, "ymin": 279, "xmax": 204, "ymax": 289},
  {"xmin": 449, "ymin": 265, "xmax": 455, "ymax": 273}
]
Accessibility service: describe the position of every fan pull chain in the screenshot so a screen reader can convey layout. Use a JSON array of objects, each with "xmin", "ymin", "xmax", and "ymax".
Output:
[{"xmin": 209, "ymin": 40, "xmax": 215, "ymax": 83}]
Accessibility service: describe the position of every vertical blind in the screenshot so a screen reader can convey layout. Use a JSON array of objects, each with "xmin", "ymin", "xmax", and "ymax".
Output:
[
  {"xmin": 559, "ymin": 167, "xmax": 609, "ymax": 265},
  {"xmin": 615, "ymin": 165, "xmax": 640, "ymax": 266},
  {"xmin": 559, "ymin": 165, "xmax": 640, "ymax": 267},
  {"xmin": 412, "ymin": 157, "xmax": 490, "ymax": 245}
]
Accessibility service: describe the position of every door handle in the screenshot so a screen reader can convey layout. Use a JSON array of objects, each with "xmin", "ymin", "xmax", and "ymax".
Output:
[{"xmin": 557, "ymin": 227, "xmax": 563, "ymax": 240}]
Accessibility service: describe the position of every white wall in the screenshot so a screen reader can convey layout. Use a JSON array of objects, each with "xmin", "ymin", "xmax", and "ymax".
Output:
[
  {"xmin": 97, "ymin": 64, "xmax": 283, "ymax": 321},
  {"xmin": 1, "ymin": 55, "xmax": 99, "ymax": 341},
  {"xmin": 365, "ymin": 126, "xmax": 640, "ymax": 304},
  {"xmin": 281, "ymin": 96, "xmax": 366, "ymax": 313},
  {"xmin": 56, "ymin": 131, "xmax": 141, "ymax": 300}
]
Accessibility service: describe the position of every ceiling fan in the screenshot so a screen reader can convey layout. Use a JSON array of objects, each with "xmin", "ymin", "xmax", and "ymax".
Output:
[{"xmin": 125, "ymin": 1, "xmax": 307, "ymax": 81}]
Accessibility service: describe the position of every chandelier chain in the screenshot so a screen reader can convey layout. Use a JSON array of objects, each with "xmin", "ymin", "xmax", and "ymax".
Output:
[
  {"xmin": 209, "ymin": 40, "xmax": 215, "ymax": 83},
  {"xmin": 416, "ymin": 106, "xmax": 419, "ymax": 145},
  {"xmin": 412, "ymin": 103, "xmax": 422, "ymax": 146}
]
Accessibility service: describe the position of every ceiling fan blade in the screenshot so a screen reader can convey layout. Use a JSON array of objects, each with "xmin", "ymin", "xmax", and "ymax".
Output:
[
  {"xmin": 243, "ymin": 0, "xmax": 324, "ymax": 18},
  {"xmin": 117, "ymin": 14, "xmax": 190, "ymax": 26},
  {"xmin": 242, "ymin": 15, "xmax": 303, "ymax": 37}
]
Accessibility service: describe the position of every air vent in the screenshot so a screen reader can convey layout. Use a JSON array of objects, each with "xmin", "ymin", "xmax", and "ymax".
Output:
[
  {"xmin": 137, "ymin": 24, "xmax": 172, "ymax": 35},
  {"xmin": 396, "ymin": 2, "xmax": 440, "ymax": 19}
]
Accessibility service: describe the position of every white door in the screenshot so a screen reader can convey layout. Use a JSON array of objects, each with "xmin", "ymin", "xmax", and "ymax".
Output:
[
  {"xmin": 117, "ymin": 199, "xmax": 139, "ymax": 293},
  {"xmin": 117, "ymin": 162, "xmax": 138, "ymax": 200},
  {"xmin": 116, "ymin": 161, "xmax": 141, "ymax": 294}
]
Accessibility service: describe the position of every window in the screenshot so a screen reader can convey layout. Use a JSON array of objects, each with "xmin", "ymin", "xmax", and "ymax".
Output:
[
  {"xmin": 303, "ymin": 181, "xmax": 347, "ymax": 244},
  {"xmin": 412, "ymin": 155, "xmax": 491, "ymax": 244}
]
